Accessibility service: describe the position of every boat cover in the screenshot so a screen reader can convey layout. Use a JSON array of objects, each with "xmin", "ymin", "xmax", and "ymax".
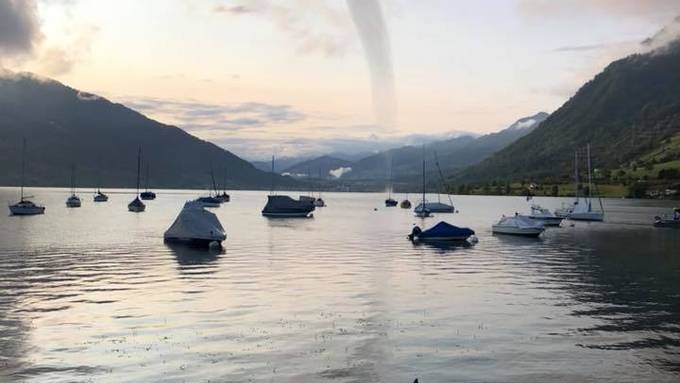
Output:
[
  {"xmin": 497, "ymin": 215, "xmax": 544, "ymax": 228},
  {"xmin": 164, "ymin": 201, "xmax": 226, "ymax": 241},
  {"xmin": 414, "ymin": 202, "xmax": 454, "ymax": 213},
  {"xmin": 418, "ymin": 221, "xmax": 474, "ymax": 239},
  {"xmin": 262, "ymin": 195, "xmax": 315, "ymax": 215}
]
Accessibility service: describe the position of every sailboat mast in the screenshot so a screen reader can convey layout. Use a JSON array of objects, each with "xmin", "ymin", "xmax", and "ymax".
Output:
[
  {"xmin": 422, "ymin": 158, "xmax": 426, "ymax": 205},
  {"xmin": 20, "ymin": 138, "xmax": 26, "ymax": 201},
  {"xmin": 136, "ymin": 147, "xmax": 141, "ymax": 194},
  {"xmin": 145, "ymin": 163, "xmax": 150, "ymax": 191},
  {"xmin": 574, "ymin": 150, "xmax": 579, "ymax": 200},
  {"xmin": 587, "ymin": 143, "xmax": 593, "ymax": 200},
  {"xmin": 270, "ymin": 155, "xmax": 275, "ymax": 194},
  {"xmin": 71, "ymin": 164, "xmax": 75, "ymax": 195}
]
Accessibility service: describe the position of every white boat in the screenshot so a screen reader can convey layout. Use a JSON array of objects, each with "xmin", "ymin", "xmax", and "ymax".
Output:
[
  {"xmin": 164, "ymin": 200, "xmax": 226, "ymax": 247},
  {"xmin": 492, "ymin": 215, "xmax": 545, "ymax": 236},
  {"xmin": 554, "ymin": 202, "xmax": 574, "ymax": 218},
  {"xmin": 128, "ymin": 147, "xmax": 146, "ymax": 213},
  {"xmin": 568, "ymin": 144, "xmax": 604, "ymax": 221},
  {"xmin": 8, "ymin": 139, "xmax": 45, "ymax": 216},
  {"xmin": 65, "ymin": 165, "xmax": 81, "ymax": 208},
  {"xmin": 527, "ymin": 204, "xmax": 563, "ymax": 226}
]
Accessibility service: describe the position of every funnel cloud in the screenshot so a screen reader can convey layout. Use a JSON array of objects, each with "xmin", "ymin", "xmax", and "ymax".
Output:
[{"xmin": 347, "ymin": 0, "xmax": 396, "ymax": 131}]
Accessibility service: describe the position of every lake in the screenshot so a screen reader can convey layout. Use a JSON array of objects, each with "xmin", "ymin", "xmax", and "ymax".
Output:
[{"xmin": 0, "ymin": 188, "xmax": 679, "ymax": 382}]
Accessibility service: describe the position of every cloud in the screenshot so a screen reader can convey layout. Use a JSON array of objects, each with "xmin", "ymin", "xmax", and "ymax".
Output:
[
  {"xmin": 213, "ymin": 0, "xmax": 353, "ymax": 57},
  {"xmin": 38, "ymin": 24, "xmax": 99, "ymax": 76},
  {"xmin": 329, "ymin": 166, "xmax": 352, "ymax": 178},
  {"xmin": 114, "ymin": 96, "xmax": 306, "ymax": 135},
  {"xmin": 0, "ymin": 0, "xmax": 42, "ymax": 58}
]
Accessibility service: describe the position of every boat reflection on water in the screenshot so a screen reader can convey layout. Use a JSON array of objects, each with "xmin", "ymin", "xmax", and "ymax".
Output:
[
  {"xmin": 165, "ymin": 242, "xmax": 223, "ymax": 267},
  {"xmin": 410, "ymin": 239, "xmax": 473, "ymax": 252}
]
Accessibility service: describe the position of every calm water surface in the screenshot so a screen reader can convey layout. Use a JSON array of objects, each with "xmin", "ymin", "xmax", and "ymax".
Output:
[{"xmin": 0, "ymin": 188, "xmax": 679, "ymax": 382}]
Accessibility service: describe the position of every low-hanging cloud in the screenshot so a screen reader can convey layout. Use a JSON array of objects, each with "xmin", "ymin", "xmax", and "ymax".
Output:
[
  {"xmin": 329, "ymin": 166, "xmax": 352, "ymax": 178},
  {"xmin": 0, "ymin": 0, "xmax": 42, "ymax": 58},
  {"xmin": 347, "ymin": 0, "xmax": 396, "ymax": 131}
]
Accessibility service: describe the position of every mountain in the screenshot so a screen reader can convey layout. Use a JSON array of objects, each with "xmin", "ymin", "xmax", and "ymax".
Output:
[
  {"xmin": 282, "ymin": 156, "xmax": 353, "ymax": 178},
  {"xmin": 0, "ymin": 73, "xmax": 296, "ymax": 189},
  {"xmin": 251, "ymin": 156, "xmax": 312, "ymax": 172},
  {"xmin": 455, "ymin": 40, "xmax": 680, "ymax": 184},
  {"xmin": 341, "ymin": 112, "xmax": 548, "ymax": 180}
]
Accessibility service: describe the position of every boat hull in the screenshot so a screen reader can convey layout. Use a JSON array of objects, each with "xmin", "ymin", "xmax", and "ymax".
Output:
[
  {"xmin": 9, "ymin": 205, "xmax": 45, "ymax": 216},
  {"xmin": 262, "ymin": 195, "xmax": 315, "ymax": 218},
  {"xmin": 569, "ymin": 212, "xmax": 604, "ymax": 221},
  {"xmin": 94, "ymin": 195, "xmax": 108, "ymax": 202},
  {"xmin": 414, "ymin": 202, "xmax": 454, "ymax": 213},
  {"xmin": 654, "ymin": 218, "xmax": 680, "ymax": 227},
  {"xmin": 262, "ymin": 211, "xmax": 313, "ymax": 218},
  {"xmin": 385, "ymin": 199, "xmax": 398, "ymax": 207},
  {"xmin": 140, "ymin": 193, "xmax": 156, "ymax": 200},
  {"xmin": 528, "ymin": 216, "xmax": 563, "ymax": 226},
  {"xmin": 66, "ymin": 198, "xmax": 81, "ymax": 208},
  {"xmin": 492, "ymin": 226, "xmax": 544, "ymax": 236}
]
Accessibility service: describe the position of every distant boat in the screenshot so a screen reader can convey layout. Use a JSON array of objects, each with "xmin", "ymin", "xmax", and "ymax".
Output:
[
  {"xmin": 569, "ymin": 144, "xmax": 604, "ymax": 221},
  {"xmin": 262, "ymin": 156, "xmax": 315, "ymax": 217},
  {"xmin": 128, "ymin": 147, "xmax": 146, "ymax": 212},
  {"xmin": 65, "ymin": 165, "xmax": 81, "ymax": 208},
  {"xmin": 195, "ymin": 196, "xmax": 221, "ymax": 208},
  {"xmin": 314, "ymin": 197, "xmax": 326, "ymax": 207},
  {"xmin": 654, "ymin": 208, "xmax": 680, "ymax": 227},
  {"xmin": 492, "ymin": 214, "xmax": 544, "ymax": 236},
  {"xmin": 385, "ymin": 157, "xmax": 397, "ymax": 207},
  {"xmin": 8, "ymin": 139, "xmax": 45, "ymax": 216},
  {"xmin": 413, "ymin": 151, "xmax": 454, "ymax": 214},
  {"xmin": 414, "ymin": 153, "xmax": 432, "ymax": 217},
  {"xmin": 140, "ymin": 163, "xmax": 156, "ymax": 200},
  {"xmin": 94, "ymin": 189, "xmax": 109, "ymax": 202},
  {"xmin": 408, "ymin": 221, "xmax": 475, "ymax": 242},
  {"xmin": 214, "ymin": 167, "xmax": 230, "ymax": 203},
  {"xmin": 164, "ymin": 200, "xmax": 226, "ymax": 247},
  {"xmin": 527, "ymin": 204, "xmax": 563, "ymax": 226},
  {"xmin": 400, "ymin": 194, "xmax": 412, "ymax": 209}
]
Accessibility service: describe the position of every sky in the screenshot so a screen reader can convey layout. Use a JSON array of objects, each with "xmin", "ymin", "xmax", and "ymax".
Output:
[{"xmin": 1, "ymin": 0, "xmax": 679, "ymax": 160}]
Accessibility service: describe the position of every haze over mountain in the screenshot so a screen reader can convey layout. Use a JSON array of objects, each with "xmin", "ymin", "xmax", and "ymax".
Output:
[
  {"xmin": 330, "ymin": 112, "xmax": 548, "ymax": 181},
  {"xmin": 456, "ymin": 38, "xmax": 680, "ymax": 184},
  {"xmin": 0, "ymin": 73, "xmax": 296, "ymax": 190}
]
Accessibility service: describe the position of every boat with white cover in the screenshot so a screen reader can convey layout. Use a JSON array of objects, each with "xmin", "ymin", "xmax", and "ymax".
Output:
[
  {"xmin": 527, "ymin": 204, "xmax": 563, "ymax": 226},
  {"xmin": 164, "ymin": 200, "xmax": 226, "ymax": 247},
  {"xmin": 492, "ymin": 214, "xmax": 545, "ymax": 236},
  {"xmin": 8, "ymin": 139, "xmax": 45, "ymax": 216}
]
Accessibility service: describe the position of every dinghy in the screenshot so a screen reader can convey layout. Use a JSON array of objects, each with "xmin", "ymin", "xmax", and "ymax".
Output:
[
  {"xmin": 408, "ymin": 221, "xmax": 475, "ymax": 242},
  {"xmin": 164, "ymin": 201, "xmax": 226, "ymax": 247},
  {"xmin": 492, "ymin": 214, "xmax": 544, "ymax": 237},
  {"xmin": 527, "ymin": 205, "xmax": 563, "ymax": 226}
]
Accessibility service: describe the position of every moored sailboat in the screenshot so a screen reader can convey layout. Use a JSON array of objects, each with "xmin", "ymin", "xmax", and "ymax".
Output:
[
  {"xmin": 65, "ymin": 165, "xmax": 81, "ymax": 208},
  {"xmin": 128, "ymin": 147, "xmax": 146, "ymax": 212},
  {"xmin": 262, "ymin": 156, "xmax": 315, "ymax": 217},
  {"xmin": 8, "ymin": 139, "xmax": 45, "ymax": 216},
  {"xmin": 569, "ymin": 144, "xmax": 604, "ymax": 221}
]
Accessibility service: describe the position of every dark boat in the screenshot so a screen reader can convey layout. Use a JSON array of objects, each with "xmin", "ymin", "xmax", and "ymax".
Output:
[
  {"xmin": 262, "ymin": 195, "xmax": 315, "ymax": 217},
  {"xmin": 140, "ymin": 191, "xmax": 156, "ymax": 200},
  {"xmin": 408, "ymin": 221, "xmax": 475, "ymax": 242},
  {"xmin": 196, "ymin": 196, "xmax": 222, "ymax": 208},
  {"xmin": 128, "ymin": 147, "xmax": 146, "ymax": 212},
  {"xmin": 385, "ymin": 198, "xmax": 398, "ymax": 207}
]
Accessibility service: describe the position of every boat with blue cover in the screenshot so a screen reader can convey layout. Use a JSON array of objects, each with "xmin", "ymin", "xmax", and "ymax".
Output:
[{"xmin": 408, "ymin": 221, "xmax": 475, "ymax": 242}]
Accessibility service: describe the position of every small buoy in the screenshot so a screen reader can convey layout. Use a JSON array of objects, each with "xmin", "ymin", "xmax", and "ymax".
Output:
[
  {"xmin": 469, "ymin": 235, "xmax": 479, "ymax": 243},
  {"xmin": 569, "ymin": 223, "xmax": 575, "ymax": 227},
  {"xmin": 374, "ymin": 208, "xmax": 378, "ymax": 211},
  {"xmin": 455, "ymin": 210, "xmax": 459, "ymax": 213}
]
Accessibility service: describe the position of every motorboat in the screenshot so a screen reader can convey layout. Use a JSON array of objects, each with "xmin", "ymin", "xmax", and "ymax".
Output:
[
  {"xmin": 567, "ymin": 144, "xmax": 604, "ymax": 222},
  {"xmin": 414, "ymin": 201, "xmax": 454, "ymax": 213},
  {"xmin": 65, "ymin": 165, "xmax": 81, "ymax": 208},
  {"xmin": 141, "ymin": 191, "xmax": 156, "ymax": 200},
  {"xmin": 262, "ymin": 195, "xmax": 315, "ymax": 217},
  {"xmin": 408, "ymin": 221, "xmax": 475, "ymax": 242},
  {"xmin": 94, "ymin": 189, "xmax": 109, "ymax": 202},
  {"xmin": 8, "ymin": 139, "xmax": 45, "ymax": 216},
  {"xmin": 314, "ymin": 197, "xmax": 326, "ymax": 207},
  {"xmin": 400, "ymin": 199, "xmax": 412, "ymax": 209},
  {"xmin": 196, "ymin": 196, "xmax": 221, "ymax": 208},
  {"xmin": 128, "ymin": 147, "xmax": 146, "ymax": 213},
  {"xmin": 385, "ymin": 198, "xmax": 398, "ymax": 207},
  {"xmin": 492, "ymin": 214, "xmax": 545, "ymax": 237},
  {"xmin": 66, "ymin": 194, "xmax": 81, "ymax": 208},
  {"xmin": 527, "ymin": 204, "xmax": 563, "ymax": 226},
  {"xmin": 654, "ymin": 209, "xmax": 680, "ymax": 227},
  {"xmin": 554, "ymin": 202, "xmax": 575, "ymax": 218},
  {"xmin": 9, "ymin": 200, "xmax": 45, "ymax": 216},
  {"xmin": 164, "ymin": 200, "xmax": 226, "ymax": 247}
]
